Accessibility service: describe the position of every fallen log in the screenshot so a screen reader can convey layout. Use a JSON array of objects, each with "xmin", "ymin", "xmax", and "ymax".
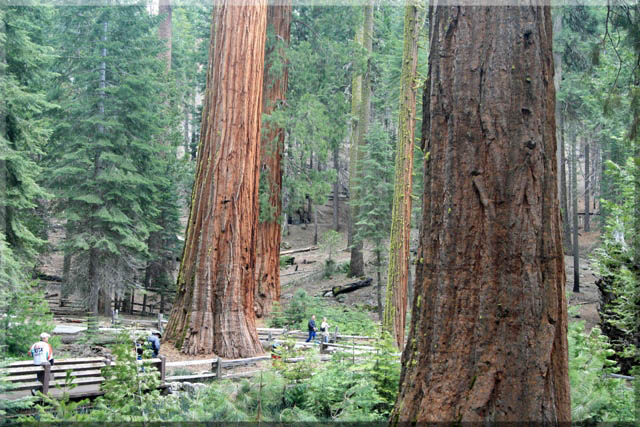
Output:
[
  {"xmin": 35, "ymin": 273, "xmax": 63, "ymax": 282},
  {"xmin": 280, "ymin": 246, "xmax": 318, "ymax": 256},
  {"xmin": 324, "ymin": 278, "xmax": 373, "ymax": 297}
]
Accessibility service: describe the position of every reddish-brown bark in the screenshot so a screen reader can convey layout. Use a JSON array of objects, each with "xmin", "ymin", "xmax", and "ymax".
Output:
[
  {"xmin": 254, "ymin": 4, "xmax": 291, "ymax": 319},
  {"xmin": 165, "ymin": 1, "xmax": 267, "ymax": 358},
  {"xmin": 393, "ymin": 6, "xmax": 571, "ymax": 422},
  {"xmin": 383, "ymin": 0, "xmax": 422, "ymax": 349}
]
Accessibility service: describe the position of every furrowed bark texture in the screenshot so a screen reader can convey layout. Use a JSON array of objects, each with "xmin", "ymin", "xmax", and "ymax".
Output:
[
  {"xmin": 383, "ymin": 0, "xmax": 421, "ymax": 349},
  {"xmin": 255, "ymin": 3, "xmax": 291, "ymax": 319},
  {"xmin": 165, "ymin": 1, "xmax": 267, "ymax": 358},
  {"xmin": 393, "ymin": 6, "xmax": 571, "ymax": 422}
]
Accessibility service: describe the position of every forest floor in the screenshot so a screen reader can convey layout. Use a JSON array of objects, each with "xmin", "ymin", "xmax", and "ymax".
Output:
[{"xmin": 39, "ymin": 202, "xmax": 604, "ymax": 365}]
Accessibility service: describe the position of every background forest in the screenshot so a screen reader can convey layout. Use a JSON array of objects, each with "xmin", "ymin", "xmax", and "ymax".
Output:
[{"xmin": 1, "ymin": 1, "xmax": 638, "ymax": 423}]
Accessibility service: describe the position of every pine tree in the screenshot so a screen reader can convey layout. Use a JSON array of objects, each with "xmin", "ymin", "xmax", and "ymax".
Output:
[
  {"xmin": 47, "ymin": 6, "xmax": 173, "ymax": 315},
  {"xmin": 353, "ymin": 122, "xmax": 394, "ymax": 321},
  {"xmin": 0, "ymin": 6, "xmax": 54, "ymax": 265}
]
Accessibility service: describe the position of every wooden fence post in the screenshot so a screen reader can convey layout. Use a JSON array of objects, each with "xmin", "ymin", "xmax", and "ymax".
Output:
[
  {"xmin": 41, "ymin": 362, "xmax": 51, "ymax": 394},
  {"xmin": 216, "ymin": 357, "xmax": 223, "ymax": 379},
  {"xmin": 159, "ymin": 355, "xmax": 166, "ymax": 383},
  {"xmin": 157, "ymin": 313, "xmax": 163, "ymax": 333},
  {"xmin": 352, "ymin": 337, "xmax": 355, "ymax": 364},
  {"xmin": 332, "ymin": 326, "xmax": 338, "ymax": 343}
]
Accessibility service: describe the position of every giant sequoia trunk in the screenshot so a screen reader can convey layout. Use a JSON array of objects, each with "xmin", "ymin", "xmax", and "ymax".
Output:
[
  {"xmin": 255, "ymin": 3, "xmax": 291, "ymax": 319},
  {"xmin": 165, "ymin": 1, "xmax": 267, "ymax": 357},
  {"xmin": 383, "ymin": 0, "xmax": 422, "ymax": 349},
  {"xmin": 393, "ymin": 6, "xmax": 571, "ymax": 422}
]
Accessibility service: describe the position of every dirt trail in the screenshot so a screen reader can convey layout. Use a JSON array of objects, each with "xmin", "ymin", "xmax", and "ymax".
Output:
[{"xmin": 41, "ymin": 201, "xmax": 605, "ymax": 364}]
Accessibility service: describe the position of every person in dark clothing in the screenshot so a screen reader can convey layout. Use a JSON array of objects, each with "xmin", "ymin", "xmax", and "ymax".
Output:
[
  {"xmin": 305, "ymin": 315, "xmax": 317, "ymax": 343},
  {"xmin": 147, "ymin": 330, "xmax": 161, "ymax": 358}
]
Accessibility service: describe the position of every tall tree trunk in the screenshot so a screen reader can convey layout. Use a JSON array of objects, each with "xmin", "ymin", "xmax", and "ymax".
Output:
[
  {"xmin": 165, "ymin": 1, "xmax": 267, "ymax": 357},
  {"xmin": 333, "ymin": 145, "xmax": 340, "ymax": 231},
  {"xmin": 572, "ymin": 136, "xmax": 580, "ymax": 293},
  {"xmin": 393, "ymin": 6, "xmax": 570, "ymax": 422},
  {"xmin": 349, "ymin": 4, "xmax": 372, "ymax": 278},
  {"xmin": 61, "ymin": 251, "xmax": 71, "ymax": 306},
  {"xmin": 0, "ymin": 14, "xmax": 6, "ymax": 245},
  {"xmin": 254, "ymin": 3, "xmax": 290, "ymax": 319},
  {"xmin": 88, "ymin": 248, "xmax": 99, "ymax": 315},
  {"xmin": 383, "ymin": 0, "xmax": 422, "ymax": 349},
  {"xmin": 553, "ymin": 8, "xmax": 562, "ymax": 196},
  {"xmin": 376, "ymin": 249, "xmax": 383, "ymax": 321},
  {"xmin": 145, "ymin": 0, "xmax": 173, "ymax": 314},
  {"xmin": 560, "ymin": 112, "xmax": 572, "ymax": 253},
  {"xmin": 347, "ymin": 13, "xmax": 363, "ymax": 251},
  {"xmin": 584, "ymin": 138, "xmax": 590, "ymax": 232},
  {"xmin": 158, "ymin": 0, "xmax": 172, "ymax": 68},
  {"xmin": 313, "ymin": 207, "xmax": 318, "ymax": 245},
  {"xmin": 92, "ymin": 19, "xmax": 108, "ymax": 316}
]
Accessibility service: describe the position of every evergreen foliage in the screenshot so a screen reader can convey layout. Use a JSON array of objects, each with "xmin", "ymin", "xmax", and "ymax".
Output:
[
  {"xmin": 0, "ymin": 232, "xmax": 54, "ymax": 358},
  {"xmin": 0, "ymin": 6, "xmax": 55, "ymax": 264},
  {"xmin": 45, "ymin": 6, "xmax": 182, "ymax": 313},
  {"xmin": 594, "ymin": 158, "xmax": 639, "ymax": 374},
  {"xmin": 569, "ymin": 315, "xmax": 636, "ymax": 422}
]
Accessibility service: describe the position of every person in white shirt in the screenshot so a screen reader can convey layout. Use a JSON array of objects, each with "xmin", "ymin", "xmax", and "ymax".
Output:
[
  {"xmin": 28, "ymin": 332, "xmax": 54, "ymax": 394},
  {"xmin": 28, "ymin": 332, "xmax": 54, "ymax": 366},
  {"xmin": 320, "ymin": 318, "xmax": 330, "ymax": 343}
]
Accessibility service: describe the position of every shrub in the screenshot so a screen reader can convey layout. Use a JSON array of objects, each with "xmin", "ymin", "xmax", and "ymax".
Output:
[{"xmin": 569, "ymin": 313, "xmax": 636, "ymax": 422}]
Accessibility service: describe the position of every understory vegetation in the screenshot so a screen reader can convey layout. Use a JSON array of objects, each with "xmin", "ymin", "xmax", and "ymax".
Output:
[
  {"xmin": 4, "ymin": 317, "xmax": 634, "ymax": 423},
  {"xmin": 268, "ymin": 289, "xmax": 377, "ymax": 336}
]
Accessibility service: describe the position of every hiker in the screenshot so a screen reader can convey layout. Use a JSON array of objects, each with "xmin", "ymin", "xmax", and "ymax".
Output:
[
  {"xmin": 28, "ymin": 332, "xmax": 54, "ymax": 366},
  {"xmin": 28, "ymin": 332, "xmax": 54, "ymax": 394},
  {"xmin": 305, "ymin": 315, "xmax": 317, "ymax": 343},
  {"xmin": 135, "ymin": 338, "xmax": 145, "ymax": 360},
  {"xmin": 147, "ymin": 330, "xmax": 161, "ymax": 358},
  {"xmin": 320, "ymin": 317, "xmax": 330, "ymax": 343}
]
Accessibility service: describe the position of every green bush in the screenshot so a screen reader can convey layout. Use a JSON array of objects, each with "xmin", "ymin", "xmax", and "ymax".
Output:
[
  {"xmin": 593, "ymin": 158, "xmax": 639, "ymax": 374},
  {"xmin": 324, "ymin": 258, "xmax": 336, "ymax": 278},
  {"xmin": 279, "ymin": 255, "xmax": 295, "ymax": 268},
  {"xmin": 569, "ymin": 315, "xmax": 636, "ymax": 422},
  {"xmin": 337, "ymin": 261, "xmax": 350, "ymax": 274}
]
